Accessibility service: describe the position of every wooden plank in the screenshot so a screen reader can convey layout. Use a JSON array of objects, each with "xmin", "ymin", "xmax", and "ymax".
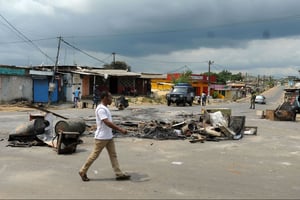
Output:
[
  {"xmin": 219, "ymin": 125, "xmax": 236, "ymax": 138},
  {"xmin": 265, "ymin": 109, "xmax": 275, "ymax": 120}
]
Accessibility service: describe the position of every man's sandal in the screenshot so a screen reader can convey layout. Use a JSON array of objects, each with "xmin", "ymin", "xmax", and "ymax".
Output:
[
  {"xmin": 116, "ymin": 173, "xmax": 131, "ymax": 181},
  {"xmin": 79, "ymin": 171, "xmax": 90, "ymax": 182}
]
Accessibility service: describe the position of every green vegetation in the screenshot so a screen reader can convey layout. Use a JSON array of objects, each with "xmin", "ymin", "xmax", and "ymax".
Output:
[
  {"xmin": 170, "ymin": 69, "xmax": 245, "ymax": 85},
  {"xmin": 171, "ymin": 70, "xmax": 193, "ymax": 84},
  {"xmin": 103, "ymin": 61, "xmax": 131, "ymax": 71},
  {"xmin": 203, "ymin": 70, "xmax": 243, "ymax": 84}
]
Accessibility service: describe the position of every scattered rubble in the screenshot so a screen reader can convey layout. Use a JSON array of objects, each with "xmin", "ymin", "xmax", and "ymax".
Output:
[
  {"xmin": 6, "ymin": 106, "xmax": 85, "ymax": 154},
  {"xmin": 114, "ymin": 109, "xmax": 257, "ymax": 143},
  {"xmin": 114, "ymin": 95, "xmax": 129, "ymax": 110},
  {"xmin": 5, "ymin": 105, "xmax": 257, "ymax": 153},
  {"xmin": 264, "ymin": 88, "xmax": 299, "ymax": 121}
]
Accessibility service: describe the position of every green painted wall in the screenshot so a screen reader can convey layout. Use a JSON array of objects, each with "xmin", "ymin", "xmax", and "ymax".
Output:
[{"xmin": 0, "ymin": 67, "xmax": 26, "ymax": 75}]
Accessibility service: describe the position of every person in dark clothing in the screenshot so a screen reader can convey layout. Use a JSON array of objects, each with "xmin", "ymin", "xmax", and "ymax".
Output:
[
  {"xmin": 202, "ymin": 93, "xmax": 207, "ymax": 106},
  {"xmin": 250, "ymin": 91, "xmax": 256, "ymax": 109},
  {"xmin": 92, "ymin": 88, "xmax": 100, "ymax": 109}
]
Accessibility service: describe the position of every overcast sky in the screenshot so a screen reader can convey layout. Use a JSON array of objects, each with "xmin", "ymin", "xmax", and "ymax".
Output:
[{"xmin": 1, "ymin": 0, "xmax": 300, "ymax": 78}]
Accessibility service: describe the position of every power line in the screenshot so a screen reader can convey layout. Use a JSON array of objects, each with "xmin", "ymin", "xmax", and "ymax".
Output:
[
  {"xmin": 117, "ymin": 53, "xmax": 208, "ymax": 65},
  {"xmin": 0, "ymin": 17, "xmax": 28, "ymax": 42},
  {"xmin": 117, "ymin": 53, "xmax": 211, "ymax": 74},
  {"xmin": 60, "ymin": 38, "xmax": 107, "ymax": 64},
  {"xmin": 212, "ymin": 63, "xmax": 226, "ymax": 71},
  {"xmin": 0, "ymin": 37, "xmax": 57, "ymax": 45},
  {"xmin": 0, "ymin": 14, "xmax": 55, "ymax": 63},
  {"xmin": 166, "ymin": 65, "xmax": 192, "ymax": 74},
  {"xmin": 102, "ymin": 54, "xmax": 113, "ymax": 62}
]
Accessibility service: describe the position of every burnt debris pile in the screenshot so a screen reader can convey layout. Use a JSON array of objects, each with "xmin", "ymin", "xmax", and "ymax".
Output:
[{"xmin": 114, "ymin": 109, "xmax": 257, "ymax": 143}]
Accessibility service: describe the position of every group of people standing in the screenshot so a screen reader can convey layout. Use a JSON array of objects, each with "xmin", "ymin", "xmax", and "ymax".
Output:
[
  {"xmin": 72, "ymin": 87, "xmax": 102, "ymax": 109},
  {"xmin": 73, "ymin": 87, "xmax": 81, "ymax": 108}
]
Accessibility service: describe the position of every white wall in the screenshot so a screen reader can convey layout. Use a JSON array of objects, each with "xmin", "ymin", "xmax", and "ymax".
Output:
[
  {"xmin": 0, "ymin": 75, "xmax": 33, "ymax": 102},
  {"xmin": 65, "ymin": 73, "xmax": 82, "ymax": 102}
]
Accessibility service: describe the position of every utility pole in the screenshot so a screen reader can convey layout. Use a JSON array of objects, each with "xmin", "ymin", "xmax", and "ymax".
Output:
[
  {"xmin": 53, "ymin": 36, "xmax": 61, "ymax": 81},
  {"xmin": 208, "ymin": 60, "xmax": 214, "ymax": 103},
  {"xmin": 112, "ymin": 52, "xmax": 116, "ymax": 65},
  {"xmin": 48, "ymin": 36, "xmax": 62, "ymax": 106}
]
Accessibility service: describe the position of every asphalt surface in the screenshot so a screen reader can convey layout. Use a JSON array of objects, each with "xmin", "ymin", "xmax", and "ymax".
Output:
[{"xmin": 1, "ymin": 86, "xmax": 300, "ymax": 199}]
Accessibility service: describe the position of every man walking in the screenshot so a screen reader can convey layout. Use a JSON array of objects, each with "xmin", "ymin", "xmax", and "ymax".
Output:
[
  {"xmin": 250, "ymin": 91, "xmax": 256, "ymax": 109},
  {"xmin": 79, "ymin": 91, "xmax": 131, "ymax": 181}
]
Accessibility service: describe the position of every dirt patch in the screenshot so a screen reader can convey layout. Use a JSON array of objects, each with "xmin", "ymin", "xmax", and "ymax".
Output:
[
  {"xmin": 126, "ymin": 94, "xmax": 167, "ymax": 105},
  {"xmin": 0, "ymin": 104, "xmax": 34, "ymax": 112}
]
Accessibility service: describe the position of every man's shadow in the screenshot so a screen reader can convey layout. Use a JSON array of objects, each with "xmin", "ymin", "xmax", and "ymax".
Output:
[{"xmin": 92, "ymin": 172, "xmax": 150, "ymax": 182}]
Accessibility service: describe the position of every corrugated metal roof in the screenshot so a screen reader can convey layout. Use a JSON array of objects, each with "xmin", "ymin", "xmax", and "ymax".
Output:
[
  {"xmin": 140, "ymin": 73, "xmax": 167, "ymax": 79},
  {"xmin": 72, "ymin": 69, "xmax": 141, "ymax": 77}
]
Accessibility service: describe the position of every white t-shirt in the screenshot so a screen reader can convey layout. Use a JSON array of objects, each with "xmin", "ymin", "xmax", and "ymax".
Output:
[{"xmin": 94, "ymin": 104, "xmax": 113, "ymax": 139}]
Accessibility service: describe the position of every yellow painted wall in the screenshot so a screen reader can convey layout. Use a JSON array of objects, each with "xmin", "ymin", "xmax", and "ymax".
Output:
[
  {"xmin": 151, "ymin": 79, "xmax": 173, "ymax": 91},
  {"xmin": 151, "ymin": 78, "xmax": 208, "ymax": 96}
]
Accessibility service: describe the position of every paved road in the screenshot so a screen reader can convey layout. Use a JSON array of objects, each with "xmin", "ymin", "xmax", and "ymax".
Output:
[{"xmin": 0, "ymin": 86, "xmax": 299, "ymax": 199}]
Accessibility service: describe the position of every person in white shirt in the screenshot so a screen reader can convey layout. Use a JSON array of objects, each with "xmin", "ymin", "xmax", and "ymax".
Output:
[{"xmin": 79, "ymin": 91, "xmax": 130, "ymax": 181}]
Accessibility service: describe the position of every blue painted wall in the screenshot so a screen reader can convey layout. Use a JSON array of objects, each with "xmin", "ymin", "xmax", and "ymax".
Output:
[{"xmin": 33, "ymin": 79, "xmax": 58, "ymax": 103}]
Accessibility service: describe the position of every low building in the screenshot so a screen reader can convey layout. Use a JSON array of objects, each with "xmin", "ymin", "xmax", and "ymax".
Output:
[
  {"xmin": 0, "ymin": 64, "xmax": 152, "ymax": 104},
  {"xmin": 149, "ymin": 73, "xmax": 217, "ymax": 96},
  {"xmin": 0, "ymin": 65, "xmax": 32, "ymax": 103}
]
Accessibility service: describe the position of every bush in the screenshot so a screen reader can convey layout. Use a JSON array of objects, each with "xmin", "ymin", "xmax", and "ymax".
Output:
[{"xmin": 212, "ymin": 91, "xmax": 218, "ymax": 99}]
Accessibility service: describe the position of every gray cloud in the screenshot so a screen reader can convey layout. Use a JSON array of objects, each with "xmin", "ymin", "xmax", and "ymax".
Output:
[{"xmin": 0, "ymin": 0, "xmax": 300, "ymax": 77}]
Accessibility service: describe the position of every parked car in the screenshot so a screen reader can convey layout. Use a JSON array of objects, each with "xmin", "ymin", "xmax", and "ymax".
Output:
[
  {"xmin": 255, "ymin": 95, "xmax": 266, "ymax": 104},
  {"xmin": 166, "ymin": 83, "xmax": 195, "ymax": 106}
]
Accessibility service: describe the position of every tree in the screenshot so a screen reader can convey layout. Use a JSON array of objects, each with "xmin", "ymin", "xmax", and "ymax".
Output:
[
  {"xmin": 103, "ymin": 61, "xmax": 131, "ymax": 71},
  {"xmin": 171, "ymin": 69, "xmax": 242, "ymax": 85},
  {"xmin": 231, "ymin": 72, "xmax": 243, "ymax": 82},
  {"xmin": 172, "ymin": 70, "xmax": 193, "ymax": 84},
  {"xmin": 204, "ymin": 70, "xmax": 243, "ymax": 84},
  {"xmin": 217, "ymin": 70, "xmax": 232, "ymax": 84}
]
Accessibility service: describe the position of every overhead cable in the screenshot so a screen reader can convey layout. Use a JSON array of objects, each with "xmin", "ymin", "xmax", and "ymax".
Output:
[
  {"xmin": 61, "ymin": 38, "xmax": 106, "ymax": 64},
  {"xmin": 0, "ymin": 37, "xmax": 57, "ymax": 45},
  {"xmin": 0, "ymin": 14, "xmax": 55, "ymax": 63}
]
